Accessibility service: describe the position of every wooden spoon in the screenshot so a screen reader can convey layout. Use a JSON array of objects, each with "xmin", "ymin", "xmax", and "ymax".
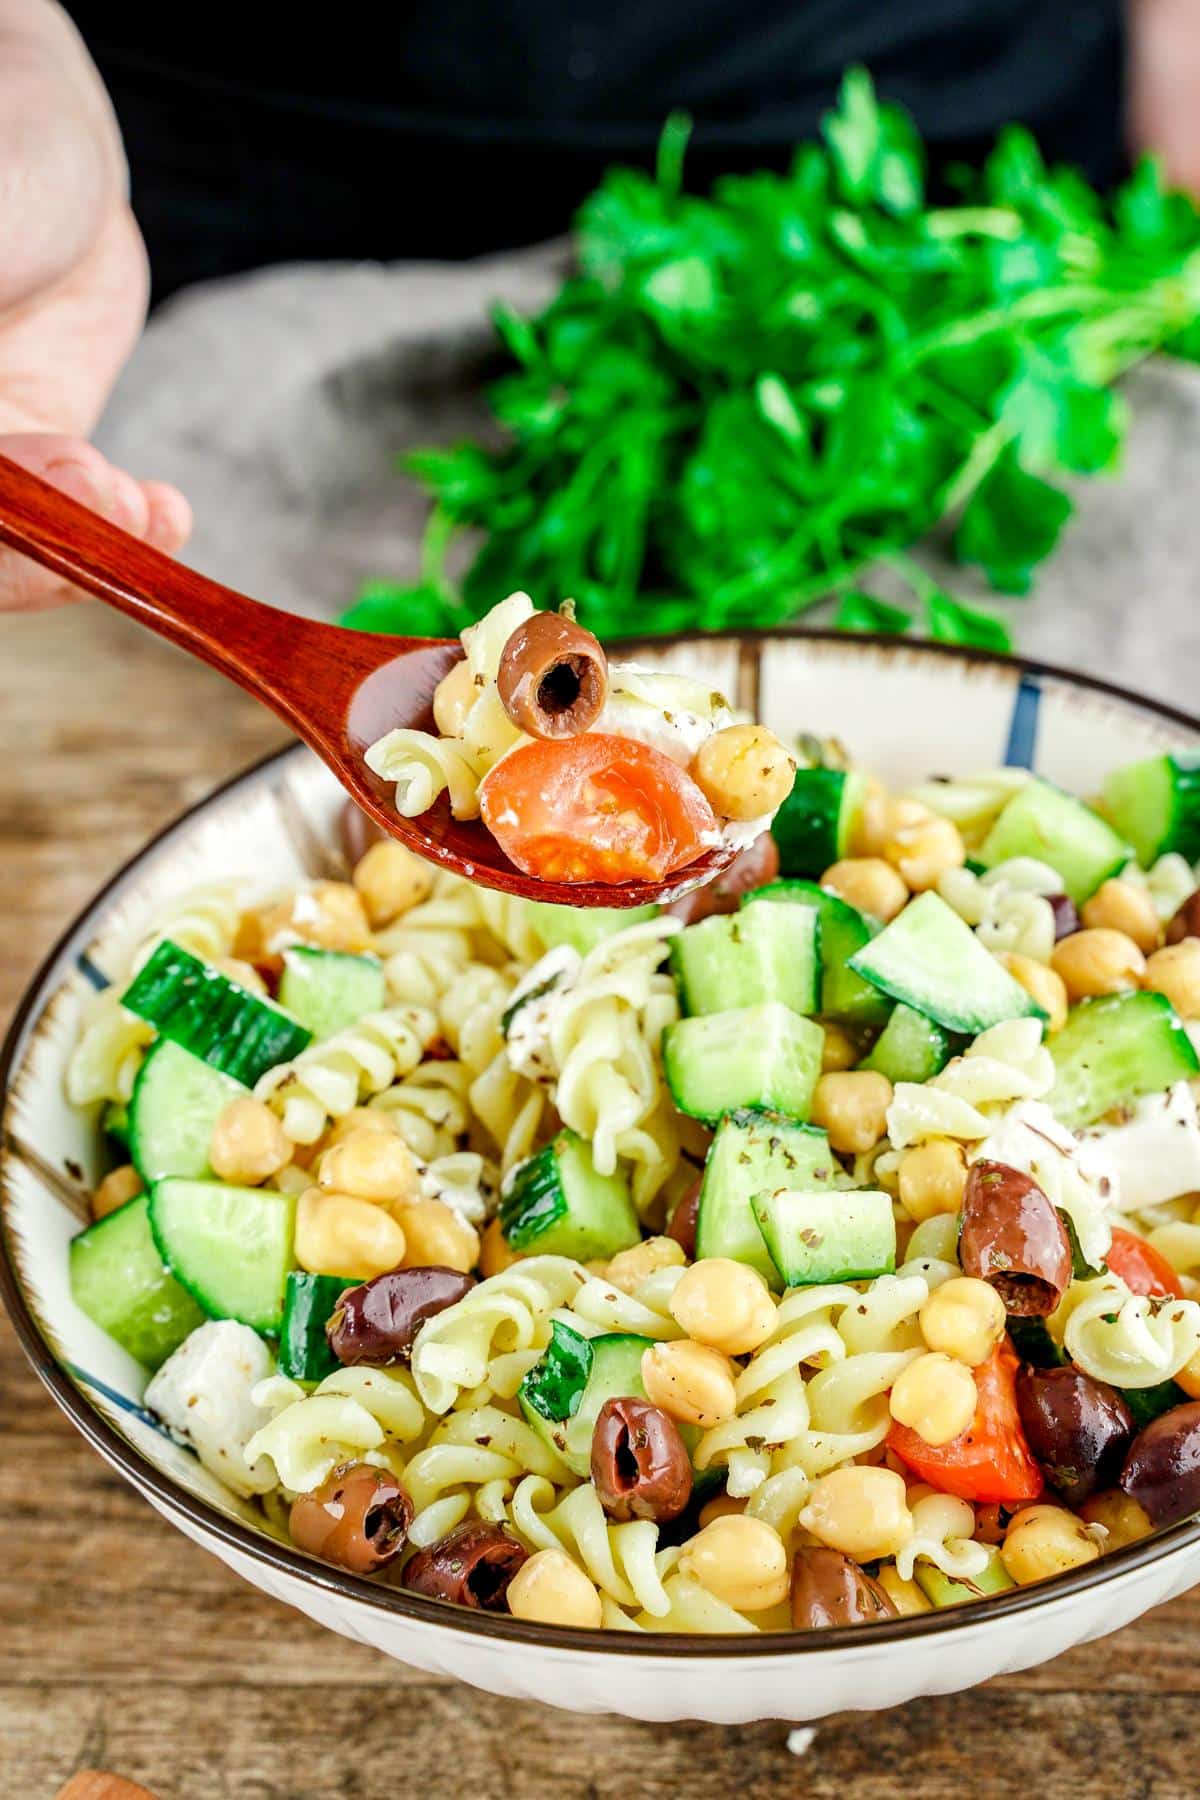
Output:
[{"xmin": 0, "ymin": 453, "xmax": 732, "ymax": 907}]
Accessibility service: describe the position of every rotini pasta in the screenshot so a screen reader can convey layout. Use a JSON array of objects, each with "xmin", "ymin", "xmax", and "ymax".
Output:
[
  {"xmin": 1054, "ymin": 1274, "xmax": 1200, "ymax": 1387},
  {"xmin": 254, "ymin": 1004, "xmax": 438, "ymax": 1142}
]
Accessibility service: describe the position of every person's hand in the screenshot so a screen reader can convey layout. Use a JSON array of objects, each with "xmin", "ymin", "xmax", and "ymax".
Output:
[
  {"xmin": 0, "ymin": 1, "xmax": 191, "ymax": 611},
  {"xmin": 1129, "ymin": 0, "xmax": 1200, "ymax": 196}
]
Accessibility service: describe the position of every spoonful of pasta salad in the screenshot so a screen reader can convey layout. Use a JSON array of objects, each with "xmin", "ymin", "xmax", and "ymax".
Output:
[{"xmin": 0, "ymin": 452, "xmax": 795, "ymax": 905}]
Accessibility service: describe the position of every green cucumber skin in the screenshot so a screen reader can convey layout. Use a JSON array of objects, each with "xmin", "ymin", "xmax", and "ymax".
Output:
[
  {"xmin": 122, "ymin": 939, "xmax": 312, "ymax": 1086},
  {"xmin": 1102, "ymin": 753, "xmax": 1200, "ymax": 867},
  {"xmin": 69, "ymin": 1194, "xmax": 205, "ymax": 1370},
  {"xmin": 278, "ymin": 1272, "xmax": 348, "ymax": 1383},
  {"xmin": 129, "ymin": 1039, "xmax": 244, "ymax": 1186},
  {"xmin": 978, "ymin": 779, "xmax": 1131, "ymax": 905},
  {"xmin": 519, "ymin": 1319, "xmax": 595, "ymax": 1426},
  {"xmin": 772, "ymin": 769, "xmax": 864, "ymax": 879},
  {"xmin": 860, "ymin": 1004, "xmax": 952, "ymax": 1084},
  {"xmin": 916, "ymin": 1548, "xmax": 1015, "ymax": 1608},
  {"xmin": 1046, "ymin": 991, "xmax": 1200, "ymax": 1129},
  {"xmin": 848, "ymin": 891, "xmax": 1043, "ymax": 1036},
  {"xmin": 696, "ymin": 1109, "xmax": 836, "ymax": 1286},
  {"xmin": 277, "ymin": 947, "xmax": 385, "ymax": 1040},
  {"xmin": 663, "ymin": 1002, "xmax": 824, "ymax": 1124},
  {"xmin": 148, "ymin": 1179, "xmax": 297, "ymax": 1334},
  {"xmin": 101, "ymin": 1101, "xmax": 131, "ymax": 1149},
  {"xmin": 499, "ymin": 1130, "xmax": 640, "ymax": 1261},
  {"xmin": 743, "ymin": 880, "xmax": 890, "ymax": 1026}
]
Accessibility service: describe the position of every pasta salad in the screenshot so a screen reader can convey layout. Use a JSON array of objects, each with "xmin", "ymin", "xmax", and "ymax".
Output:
[
  {"xmin": 364, "ymin": 591, "xmax": 796, "ymax": 884},
  {"xmin": 64, "ymin": 731, "xmax": 1200, "ymax": 1633}
]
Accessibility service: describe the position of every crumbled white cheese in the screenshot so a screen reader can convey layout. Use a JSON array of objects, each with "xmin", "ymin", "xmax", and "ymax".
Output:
[
  {"xmin": 503, "ymin": 944, "xmax": 581, "ymax": 1082},
  {"xmin": 1079, "ymin": 1081, "xmax": 1200, "ymax": 1212},
  {"xmin": 145, "ymin": 1320, "xmax": 278, "ymax": 1496}
]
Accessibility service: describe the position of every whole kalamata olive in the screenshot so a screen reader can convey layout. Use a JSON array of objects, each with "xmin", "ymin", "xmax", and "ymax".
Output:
[
  {"xmin": 496, "ymin": 611, "xmax": 609, "ymax": 739},
  {"xmin": 591, "ymin": 1397, "xmax": 694, "ymax": 1522},
  {"xmin": 1166, "ymin": 889, "xmax": 1200, "ymax": 945},
  {"xmin": 290, "ymin": 1461, "xmax": 413, "ymax": 1574},
  {"xmin": 959, "ymin": 1160, "xmax": 1072, "ymax": 1316},
  {"xmin": 790, "ymin": 1547, "xmax": 897, "ymax": 1628},
  {"xmin": 667, "ymin": 833, "xmax": 780, "ymax": 925},
  {"xmin": 402, "ymin": 1520, "xmax": 529, "ymax": 1610},
  {"xmin": 665, "ymin": 1177, "xmax": 702, "ymax": 1260},
  {"xmin": 327, "ymin": 1266, "xmax": 476, "ymax": 1366},
  {"xmin": 339, "ymin": 799, "xmax": 388, "ymax": 868},
  {"xmin": 1120, "ymin": 1400, "xmax": 1200, "ymax": 1525},
  {"xmin": 1046, "ymin": 893, "xmax": 1082, "ymax": 942},
  {"xmin": 1016, "ymin": 1365, "xmax": 1136, "ymax": 1506}
]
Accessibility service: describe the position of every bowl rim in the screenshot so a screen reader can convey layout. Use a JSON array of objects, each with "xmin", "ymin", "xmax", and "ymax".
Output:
[{"xmin": 5, "ymin": 624, "xmax": 1200, "ymax": 1659}]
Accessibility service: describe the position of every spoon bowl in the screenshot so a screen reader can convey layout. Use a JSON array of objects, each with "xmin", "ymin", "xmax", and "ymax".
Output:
[{"xmin": 0, "ymin": 453, "xmax": 733, "ymax": 905}]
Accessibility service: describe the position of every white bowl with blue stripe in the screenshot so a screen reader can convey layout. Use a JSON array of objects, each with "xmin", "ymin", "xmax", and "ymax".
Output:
[{"xmin": 4, "ymin": 629, "xmax": 1200, "ymax": 1722}]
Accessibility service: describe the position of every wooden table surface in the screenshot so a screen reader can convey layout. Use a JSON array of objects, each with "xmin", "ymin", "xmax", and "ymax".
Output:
[{"xmin": 3, "ymin": 604, "xmax": 1198, "ymax": 1800}]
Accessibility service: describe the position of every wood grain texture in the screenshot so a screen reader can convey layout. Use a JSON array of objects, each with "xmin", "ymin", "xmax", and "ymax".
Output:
[{"xmin": 2, "ymin": 604, "xmax": 1199, "ymax": 1800}]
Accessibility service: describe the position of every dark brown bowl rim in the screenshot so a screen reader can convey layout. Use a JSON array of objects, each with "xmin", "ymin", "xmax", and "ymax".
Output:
[{"xmin": 4, "ymin": 626, "xmax": 1200, "ymax": 1659}]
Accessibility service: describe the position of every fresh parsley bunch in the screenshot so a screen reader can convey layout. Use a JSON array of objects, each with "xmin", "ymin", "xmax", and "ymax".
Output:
[{"xmin": 347, "ymin": 70, "xmax": 1200, "ymax": 651}]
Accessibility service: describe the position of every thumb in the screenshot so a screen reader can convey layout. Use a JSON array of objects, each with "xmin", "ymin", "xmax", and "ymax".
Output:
[{"xmin": 0, "ymin": 434, "xmax": 192, "ymax": 613}]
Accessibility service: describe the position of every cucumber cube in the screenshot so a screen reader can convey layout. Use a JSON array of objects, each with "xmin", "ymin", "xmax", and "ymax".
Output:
[
  {"xmin": 278, "ymin": 947, "xmax": 385, "ymax": 1039},
  {"xmin": 670, "ymin": 901, "xmax": 819, "ymax": 1017},
  {"xmin": 751, "ymin": 1187, "xmax": 896, "ymax": 1286},
  {"xmin": 1047, "ymin": 990, "xmax": 1200, "ymax": 1128},
  {"xmin": 69, "ymin": 1195, "xmax": 205, "ymax": 1369},
  {"xmin": 696, "ymin": 1110, "xmax": 836, "ymax": 1285},
  {"xmin": 663, "ymin": 1001, "xmax": 824, "ymax": 1124},
  {"xmin": 848, "ymin": 892, "xmax": 1043, "ymax": 1035},
  {"xmin": 978, "ymin": 778, "xmax": 1130, "ymax": 905},
  {"xmin": 915, "ymin": 1547, "xmax": 1015, "ymax": 1608}
]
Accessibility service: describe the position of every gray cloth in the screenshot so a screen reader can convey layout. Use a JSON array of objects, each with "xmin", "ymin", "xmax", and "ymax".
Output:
[{"xmin": 97, "ymin": 244, "xmax": 1200, "ymax": 714}]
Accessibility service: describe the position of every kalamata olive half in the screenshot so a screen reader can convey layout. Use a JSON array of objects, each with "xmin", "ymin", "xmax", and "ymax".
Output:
[
  {"xmin": 1016, "ymin": 1365, "xmax": 1136, "ymax": 1506},
  {"xmin": 790, "ymin": 1547, "xmax": 897, "ymax": 1628},
  {"xmin": 1166, "ymin": 889, "xmax": 1200, "ymax": 945},
  {"xmin": 1120, "ymin": 1400, "xmax": 1200, "ymax": 1526},
  {"xmin": 326, "ymin": 1266, "xmax": 476, "ymax": 1366},
  {"xmin": 666, "ymin": 833, "xmax": 780, "ymax": 925},
  {"xmin": 1046, "ymin": 893, "xmax": 1082, "ymax": 942},
  {"xmin": 591, "ymin": 1397, "xmax": 694, "ymax": 1522},
  {"xmin": 496, "ymin": 611, "xmax": 609, "ymax": 740},
  {"xmin": 665, "ymin": 1177, "xmax": 702, "ymax": 1260},
  {"xmin": 289, "ymin": 1461, "xmax": 413, "ymax": 1574},
  {"xmin": 959, "ymin": 1160, "xmax": 1072, "ymax": 1317},
  {"xmin": 402, "ymin": 1520, "xmax": 529, "ymax": 1610}
]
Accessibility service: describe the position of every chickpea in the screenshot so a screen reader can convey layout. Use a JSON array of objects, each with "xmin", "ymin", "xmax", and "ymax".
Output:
[
  {"xmin": 875, "ymin": 1564, "xmax": 932, "ymax": 1616},
  {"xmin": 506, "ymin": 1548, "xmax": 603, "ymax": 1629},
  {"xmin": 318, "ymin": 1128, "xmax": 420, "ymax": 1208},
  {"xmin": 888, "ymin": 1352, "xmax": 977, "ymax": 1446},
  {"xmin": 1082, "ymin": 879, "xmax": 1161, "ymax": 955},
  {"xmin": 395, "ymin": 1197, "xmax": 480, "ymax": 1273},
  {"xmin": 353, "ymin": 839, "xmax": 435, "ymax": 927},
  {"xmin": 1078, "ymin": 1488, "xmax": 1154, "ymax": 1550},
  {"xmin": 698, "ymin": 1491, "xmax": 747, "ymax": 1529},
  {"xmin": 247, "ymin": 881, "xmax": 373, "ymax": 959},
  {"xmin": 820, "ymin": 1023, "xmax": 860, "ymax": 1073},
  {"xmin": 811, "ymin": 1070, "xmax": 893, "ymax": 1155},
  {"xmin": 605, "ymin": 1235, "xmax": 686, "ymax": 1293},
  {"xmin": 294, "ymin": 1187, "xmax": 407, "ymax": 1280},
  {"xmin": 677, "ymin": 1515, "xmax": 790, "ymax": 1611},
  {"xmin": 273, "ymin": 1162, "xmax": 311, "ymax": 1198},
  {"xmin": 897, "ymin": 1138, "xmax": 967, "ymax": 1224},
  {"xmin": 919, "ymin": 1276, "xmax": 1006, "ymax": 1367},
  {"xmin": 691, "ymin": 724, "xmax": 796, "ymax": 822},
  {"xmin": 849, "ymin": 777, "xmax": 893, "ymax": 858},
  {"xmin": 1000, "ymin": 1504, "xmax": 1100, "ymax": 1586},
  {"xmin": 669, "ymin": 1258, "xmax": 777, "ymax": 1355},
  {"xmin": 883, "ymin": 813, "xmax": 965, "ymax": 892},
  {"xmin": 92, "ymin": 1163, "xmax": 142, "ymax": 1221},
  {"xmin": 1144, "ymin": 940, "xmax": 1200, "ymax": 1020},
  {"xmin": 210, "ymin": 1096, "xmax": 292, "ymax": 1187},
  {"xmin": 432, "ymin": 657, "xmax": 480, "ymax": 738},
  {"xmin": 325, "ymin": 1107, "xmax": 400, "ymax": 1149},
  {"xmin": 821, "ymin": 857, "xmax": 909, "ymax": 923},
  {"xmin": 798, "ymin": 1466, "xmax": 914, "ymax": 1561},
  {"xmin": 994, "ymin": 951, "xmax": 1069, "ymax": 1033},
  {"xmin": 480, "ymin": 1216, "xmax": 521, "ymax": 1278},
  {"xmin": 1051, "ymin": 928, "xmax": 1145, "ymax": 1002},
  {"xmin": 641, "ymin": 1340, "xmax": 738, "ymax": 1427}
]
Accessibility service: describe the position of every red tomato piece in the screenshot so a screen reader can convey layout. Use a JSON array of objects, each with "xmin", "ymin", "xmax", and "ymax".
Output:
[
  {"xmin": 1104, "ymin": 1227, "xmax": 1186, "ymax": 1299},
  {"xmin": 888, "ymin": 1341, "xmax": 1044, "ymax": 1505},
  {"xmin": 479, "ymin": 734, "xmax": 718, "ymax": 884}
]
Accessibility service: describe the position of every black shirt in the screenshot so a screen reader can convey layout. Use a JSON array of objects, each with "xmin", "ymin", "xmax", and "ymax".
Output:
[{"xmin": 68, "ymin": 1, "xmax": 1125, "ymax": 300}]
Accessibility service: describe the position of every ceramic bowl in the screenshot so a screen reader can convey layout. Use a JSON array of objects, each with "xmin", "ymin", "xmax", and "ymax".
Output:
[{"xmin": 5, "ymin": 629, "xmax": 1200, "ymax": 1724}]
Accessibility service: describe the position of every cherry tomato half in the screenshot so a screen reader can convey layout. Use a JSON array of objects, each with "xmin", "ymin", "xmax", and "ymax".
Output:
[
  {"xmin": 1104, "ymin": 1227, "xmax": 1187, "ymax": 1299},
  {"xmin": 888, "ymin": 1341, "xmax": 1044, "ymax": 1505},
  {"xmin": 479, "ymin": 734, "xmax": 718, "ymax": 884}
]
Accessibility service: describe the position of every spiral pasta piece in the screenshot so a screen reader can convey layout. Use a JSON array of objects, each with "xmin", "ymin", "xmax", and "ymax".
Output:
[
  {"xmin": 244, "ymin": 1366, "xmax": 426, "ymax": 1494},
  {"xmin": 1055, "ymin": 1274, "xmax": 1200, "ymax": 1387},
  {"xmin": 887, "ymin": 1018, "xmax": 1054, "ymax": 1149},
  {"xmin": 410, "ymin": 1256, "xmax": 590, "ymax": 1413},
  {"xmin": 364, "ymin": 729, "xmax": 481, "ymax": 820},
  {"xmin": 895, "ymin": 1491, "xmax": 990, "ymax": 1583},
  {"xmin": 254, "ymin": 1003, "xmax": 437, "ymax": 1143},
  {"xmin": 506, "ymin": 1475, "xmax": 673, "ymax": 1617}
]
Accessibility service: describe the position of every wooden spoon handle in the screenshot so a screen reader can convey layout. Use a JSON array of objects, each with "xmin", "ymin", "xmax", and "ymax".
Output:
[{"xmin": 54, "ymin": 1774, "xmax": 160, "ymax": 1800}]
